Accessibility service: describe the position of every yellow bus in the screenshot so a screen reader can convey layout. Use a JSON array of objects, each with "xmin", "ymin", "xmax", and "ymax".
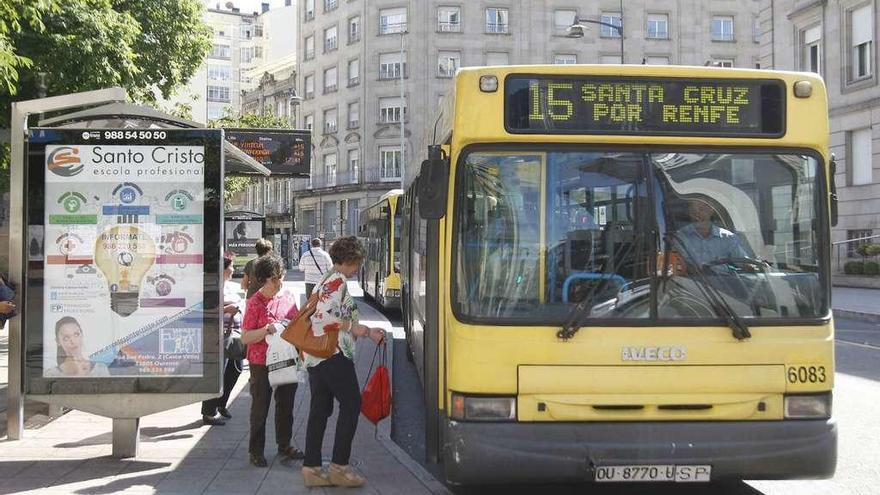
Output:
[
  {"xmin": 359, "ymin": 189, "xmax": 403, "ymax": 310},
  {"xmin": 400, "ymin": 65, "xmax": 837, "ymax": 484}
]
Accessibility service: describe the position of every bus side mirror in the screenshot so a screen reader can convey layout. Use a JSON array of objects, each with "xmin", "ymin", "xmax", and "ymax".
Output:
[
  {"xmin": 830, "ymin": 154, "xmax": 838, "ymax": 227},
  {"xmin": 418, "ymin": 146, "xmax": 448, "ymax": 219}
]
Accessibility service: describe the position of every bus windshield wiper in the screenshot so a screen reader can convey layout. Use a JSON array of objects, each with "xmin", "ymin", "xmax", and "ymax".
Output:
[{"xmin": 667, "ymin": 231, "xmax": 751, "ymax": 340}]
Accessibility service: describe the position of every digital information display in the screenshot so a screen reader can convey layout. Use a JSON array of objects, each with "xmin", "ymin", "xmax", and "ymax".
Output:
[
  {"xmin": 506, "ymin": 76, "xmax": 786, "ymax": 137},
  {"xmin": 225, "ymin": 128, "xmax": 310, "ymax": 176},
  {"xmin": 25, "ymin": 128, "xmax": 223, "ymax": 394}
]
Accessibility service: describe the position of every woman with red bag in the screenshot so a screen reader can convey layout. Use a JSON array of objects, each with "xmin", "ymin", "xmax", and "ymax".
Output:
[{"xmin": 301, "ymin": 236, "xmax": 385, "ymax": 488}]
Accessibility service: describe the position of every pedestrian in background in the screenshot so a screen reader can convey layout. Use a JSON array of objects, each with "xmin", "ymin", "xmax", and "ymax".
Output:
[
  {"xmin": 201, "ymin": 253, "xmax": 243, "ymax": 426},
  {"xmin": 241, "ymin": 238, "xmax": 273, "ymax": 299},
  {"xmin": 240, "ymin": 254, "xmax": 304, "ymax": 467},
  {"xmin": 0, "ymin": 273, "xmax": 16, "ymax": 330},
  {"xmin": 301, "ymin": 236, "xmax": 386, "ymax": 487},
  {"xmin": 298, "ymin": 237, "xmax": 333, "ymax": 299}
]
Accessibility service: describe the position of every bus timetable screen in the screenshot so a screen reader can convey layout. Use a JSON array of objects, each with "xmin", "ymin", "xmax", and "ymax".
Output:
[{"xmin": 505, "ymin": 76, "xmax": 786, "ymax": 137}]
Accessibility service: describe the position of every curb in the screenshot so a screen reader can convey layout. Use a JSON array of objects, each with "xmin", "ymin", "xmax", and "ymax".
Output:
[{"xmin": 833, "ymin": 308, "xmax": 880, "ymax": 323}]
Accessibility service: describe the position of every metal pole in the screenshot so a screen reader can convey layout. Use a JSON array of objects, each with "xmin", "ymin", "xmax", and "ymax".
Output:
[
  {"xmin": 619, "ymin": 0, "xmax": 624, "ymax": 63},
  {"xmin": 399, "ymin": 29, "xmax": 406, "ymax": 187}
]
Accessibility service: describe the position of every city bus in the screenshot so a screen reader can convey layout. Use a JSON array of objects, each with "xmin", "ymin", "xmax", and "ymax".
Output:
[
  {"xmin": 400, "ymin": 65, "xmax": 837, "ymax": 484},
  {"xmin": 359, "ymin": 189, "xmax": 403, "ymax": 310}
]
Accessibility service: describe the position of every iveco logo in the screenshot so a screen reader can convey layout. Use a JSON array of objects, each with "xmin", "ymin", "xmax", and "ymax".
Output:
[{"xmin": 621, "ymin": 346, "xmax": 687, "ymax": 362}]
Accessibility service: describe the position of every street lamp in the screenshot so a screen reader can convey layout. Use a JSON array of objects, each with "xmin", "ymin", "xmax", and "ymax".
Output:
[
  {"xmin": 287, "ymin": 92, "xmax": 303, "ymax": 128},
  {"xmin": 567, "ymin": 13, "xmax": 624, "ymax": 63}
]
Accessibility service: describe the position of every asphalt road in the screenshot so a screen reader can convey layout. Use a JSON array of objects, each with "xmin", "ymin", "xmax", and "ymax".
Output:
[{"xmin": 380, "ymin": 307, "xmax": 880, "ymax": 495}]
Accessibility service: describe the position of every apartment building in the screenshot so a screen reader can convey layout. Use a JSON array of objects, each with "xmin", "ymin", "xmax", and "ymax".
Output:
[
  {"xmin": 163, "ymin": 1, "xmax": 297, "ymax": 123},
  {"xmin": 274, "ymin": 0, "xmax": 762, "ymax": 240},
  {"xmin": 760, "ymin": 0, "xmax": 880, "ymax": 270}
]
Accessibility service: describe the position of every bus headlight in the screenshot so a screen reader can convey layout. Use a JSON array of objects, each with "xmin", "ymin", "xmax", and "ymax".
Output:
[
  {"xmin": 784, "ymin": 393, "xmax": 832, "ymax": 419},
  {"xmin": 451, "ymin": 393, "xmax": 516, "ymax": 421}
]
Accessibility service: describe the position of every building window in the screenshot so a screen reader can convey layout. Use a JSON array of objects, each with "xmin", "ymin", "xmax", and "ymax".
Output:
[
  {"xmin": 206, "ymin": 85, "xmax": 230, "ymax": 102},
  {"xmin": 380, "ymin": 7, "xmax": 407, "ymax": 34},
  {"xmin": 207, "ymin": 65, "xmax": 232, "ymax": 81},
  {"xmin": 349, "ymin": 16, "xmax": 360, "ymax": 43},
  {"xmin": 348, "ymin": 101, "xmax": 359, "ymax": 129},
  {"xmin": 600, "ymin": 12, "xmax": 622, "ymax": 37},
  {"xmin": 241, "ymin": 46, "xmax": 254, "ymax": 64},
  {"xmin": 210, "ymin": 44, "xmax": 231, "ymax": 60},
  {"xmin": 646, "ymin": 56, "xmax": 670, "ymax": 65},
  {"xmin": 438, "ymin": 6, "xmax": 461, "ymax": 32},
  {"xmin": 850, "ymin": 5, "xmax": 873, "ymax": 81},
  {"xmin": 379, "ymin": 146, "xmax": 402, "ymax": 179},
  {"xmin": 646, "ymin": 13, "xmax": 668, "ymax": 39},
  {"xmin": 438, "ymin": 50, "xmax": 460, "ymax": 77},
  {"xmin": 324, "ymin": 153, "xmax": 337, "ymax": 186},
  {"xmin": 304, "ymin": 74, "xmax": 315, "ymax": 99},
  {"xmin": 305, "ymin": 35, "xmax": 315, "ymax": 60},
  {"xmin": 348, "ymin": 149, "xmax": 360, "ymax": 183},
  {"xmin": 486, "ymin": 51, "xmax": 509, "ymax": 66},
  {"xmin": 848, "ymin": 229, "xmax": 874, "ymax": 256},
  {"xmin": 379, "ymin": 96, "xmax": 406, "ymax": 123},
  {"xmin": 324, "ymin": 0, "xmax": 337, "ymax": 13},
  {"xmin": 305, "ymin": 0, "xmax": 315, "ymax": 21},
  {"xmin": 323, "ymin": 66, "xmax": 338, "ymax": 93},
  {"xmin": 554, "ymin": 10, "xmax": 576, "ymax": 33},
  {"xmin": 324, "ymin": 25, "xmax": 338, "ymax": 52},
  {"xmin": 801, "ymin": 25, "xmax": 821, "ymax": 73},
  {"xmin": 207, "ymin": 106, "xmax": 225, "ymax": 120},
  {"xmin": 254, "ymin": 24, "xmax": 263, "ymax": 38},
  {"xmin": 600, "ymin": 55, "xmax": 622, "ymax": 64},
  {"xmin": 850, "ymin": 127, "xmax": 873, "ymax": 185},
  {"xmin": 379, "ymin": 52, "xmax": 405, "ymax": 79},
  {"xmin": 712, "ymin": 58, "xmax": 734, "ymax": 67},
  {"xmin": 348, "ymin": 58, "xmax": 359, "ymax": 86},
  {"xmin": 553, "ymin": 53, "xmax": 577, "ymax": 64},
  {"xmin": 323, "ymin": 108, "xmax": 338, "ymax": 134},
  {"xmin": 711, "ymin": 15, "xmax": 735, "ymax": 41},
  {"xmin": 486, "ymin": 8, "xmax": 509, "ymax": 33},
  {"xmin": 753, "ymin": 17, "xmax": 761, "ymax": 43},
  {"xmin": 304, "ymin": 114, "xmax": 314, "ymax": 130}
]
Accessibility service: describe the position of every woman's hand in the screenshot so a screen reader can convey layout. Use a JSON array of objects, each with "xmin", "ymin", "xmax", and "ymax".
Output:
[
  {"xmin": 368, "ymin": 327, "xmax": 386, "ymax": 345},
  {"xmin": 223, "ymin": 304, "xmax": 239, "ymax": 316},
  {"xmin": 0, "ymin": 301, "xmax": 14, "ymax": 314}
]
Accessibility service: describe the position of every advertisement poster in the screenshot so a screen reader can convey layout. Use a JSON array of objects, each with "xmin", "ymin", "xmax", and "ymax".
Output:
[
  {"xmin": 224, "ymin": 217, "xmax": 263, "ymax": 275},
  {"xmin": 224, "ymin": 128, "xmax": 310, "ymax": 176},
  {"xmin": 42, "ymin": 143, "xmax": 206, "ymax": 378}
]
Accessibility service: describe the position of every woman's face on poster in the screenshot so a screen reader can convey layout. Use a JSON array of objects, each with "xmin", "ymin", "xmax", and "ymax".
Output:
[{"xmin": 57, "ymin": 322, "xmax": 83, "ymax": 357}]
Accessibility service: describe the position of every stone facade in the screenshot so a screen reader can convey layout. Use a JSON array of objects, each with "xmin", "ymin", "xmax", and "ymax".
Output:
[
  {"xmin": 760, "ymin": 0, "xmax": 880, "ymax": 270},
  {"xmin": 285, "ymin": 0, "xmax": 762, "ymax": 241}
]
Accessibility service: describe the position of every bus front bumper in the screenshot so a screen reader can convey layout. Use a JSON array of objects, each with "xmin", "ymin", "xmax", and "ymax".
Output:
[{"xmin": 443, "ymin": 418, "xmax": 837, "ymax": 484}]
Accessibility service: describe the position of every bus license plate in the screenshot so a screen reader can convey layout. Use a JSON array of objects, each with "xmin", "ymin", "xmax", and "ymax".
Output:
[{"xmin": 594, "ymin": 465, "xmax": 711, "ymax": 482}]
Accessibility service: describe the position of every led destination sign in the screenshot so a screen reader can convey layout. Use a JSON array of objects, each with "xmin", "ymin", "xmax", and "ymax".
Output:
[{"xmin": 505, "ymin": 76, "xmax": 785, "ymax": 137}]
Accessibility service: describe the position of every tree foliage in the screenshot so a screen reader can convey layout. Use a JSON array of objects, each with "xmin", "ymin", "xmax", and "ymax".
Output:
[
  {"xmin": 209, "ymin": 111, "xmax": 292, "ymax": 207},
  {"xmin": 0, "ymin": 0, "xmax": 211, "ymax": 125},
  {"xmin": 0, "ymin": 0, "xmax": 57, "ymax": 95}
]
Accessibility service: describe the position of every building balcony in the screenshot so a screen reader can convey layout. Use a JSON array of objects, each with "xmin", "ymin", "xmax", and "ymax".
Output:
[{"xmin": 292, "ymin": 168, "xmax": 395, "ymax": 193}]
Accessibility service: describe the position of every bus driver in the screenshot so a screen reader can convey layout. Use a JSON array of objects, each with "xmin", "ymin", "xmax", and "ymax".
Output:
[{"xmin": 673, "ymin": 200, "xmax": 752, "ymax": 269}]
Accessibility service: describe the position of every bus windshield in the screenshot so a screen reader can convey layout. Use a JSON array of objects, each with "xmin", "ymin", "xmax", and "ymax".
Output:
[{"xmin": 454, "ymin": 149, "xmax": 827, "ymax": 323}]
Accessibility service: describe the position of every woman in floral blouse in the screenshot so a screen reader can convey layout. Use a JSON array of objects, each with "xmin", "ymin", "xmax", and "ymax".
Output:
[{"xmin": 301, "ymin": 236, "xmax": 385, "ymax": 488}]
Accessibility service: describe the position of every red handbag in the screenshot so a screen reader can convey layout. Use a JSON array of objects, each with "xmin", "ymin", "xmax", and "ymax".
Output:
[{"xmin": 361, "ymin": 343, "xmax": 391, "ymax": 425}]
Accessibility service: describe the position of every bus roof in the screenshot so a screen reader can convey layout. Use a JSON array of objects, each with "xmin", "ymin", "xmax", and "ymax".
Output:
[{"xmin": 414, "ymin": 64, "xmax": 828, "ymax": 188}]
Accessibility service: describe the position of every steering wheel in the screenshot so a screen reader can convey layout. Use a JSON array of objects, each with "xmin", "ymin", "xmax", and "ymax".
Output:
[{"xmin": 701, "ymin": 257, "xmax": 772, "ymax": 312}]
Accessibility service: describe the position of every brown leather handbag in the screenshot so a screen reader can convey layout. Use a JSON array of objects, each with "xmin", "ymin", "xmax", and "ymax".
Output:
[{"xmin": 281, "ymin": 293, "xmax": 339, "ymax": 359}]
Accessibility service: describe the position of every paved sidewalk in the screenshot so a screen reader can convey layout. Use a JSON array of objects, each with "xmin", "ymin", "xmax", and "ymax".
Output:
[
  {"xmin": 0, "ymin": 280, "xmax": 449, "ymax": 495},
  {"xmin": 833, "ymin": 286, "xmax": 880, "ymax": 322}
]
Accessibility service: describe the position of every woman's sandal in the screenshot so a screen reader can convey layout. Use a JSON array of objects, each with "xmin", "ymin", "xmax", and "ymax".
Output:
[
  {"xmin": 249, "ymin": 453, "xmax": 268, "ymax": 468},
  {"xmin": 301, "ymin": 466, "xmax": 333, "ymax": 487},
  {"xmin": 328, "ymin": 463, "xmax": 366, "ymax": 487},
  {"xmin": 278, "ymin": 445, "xmax": 305, "ymax": 460}
]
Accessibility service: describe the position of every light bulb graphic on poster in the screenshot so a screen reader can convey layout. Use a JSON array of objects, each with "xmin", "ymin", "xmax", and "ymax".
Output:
[{"xmin": 42, "ymin": 143, "xmax": 206, "ymax": 378}]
